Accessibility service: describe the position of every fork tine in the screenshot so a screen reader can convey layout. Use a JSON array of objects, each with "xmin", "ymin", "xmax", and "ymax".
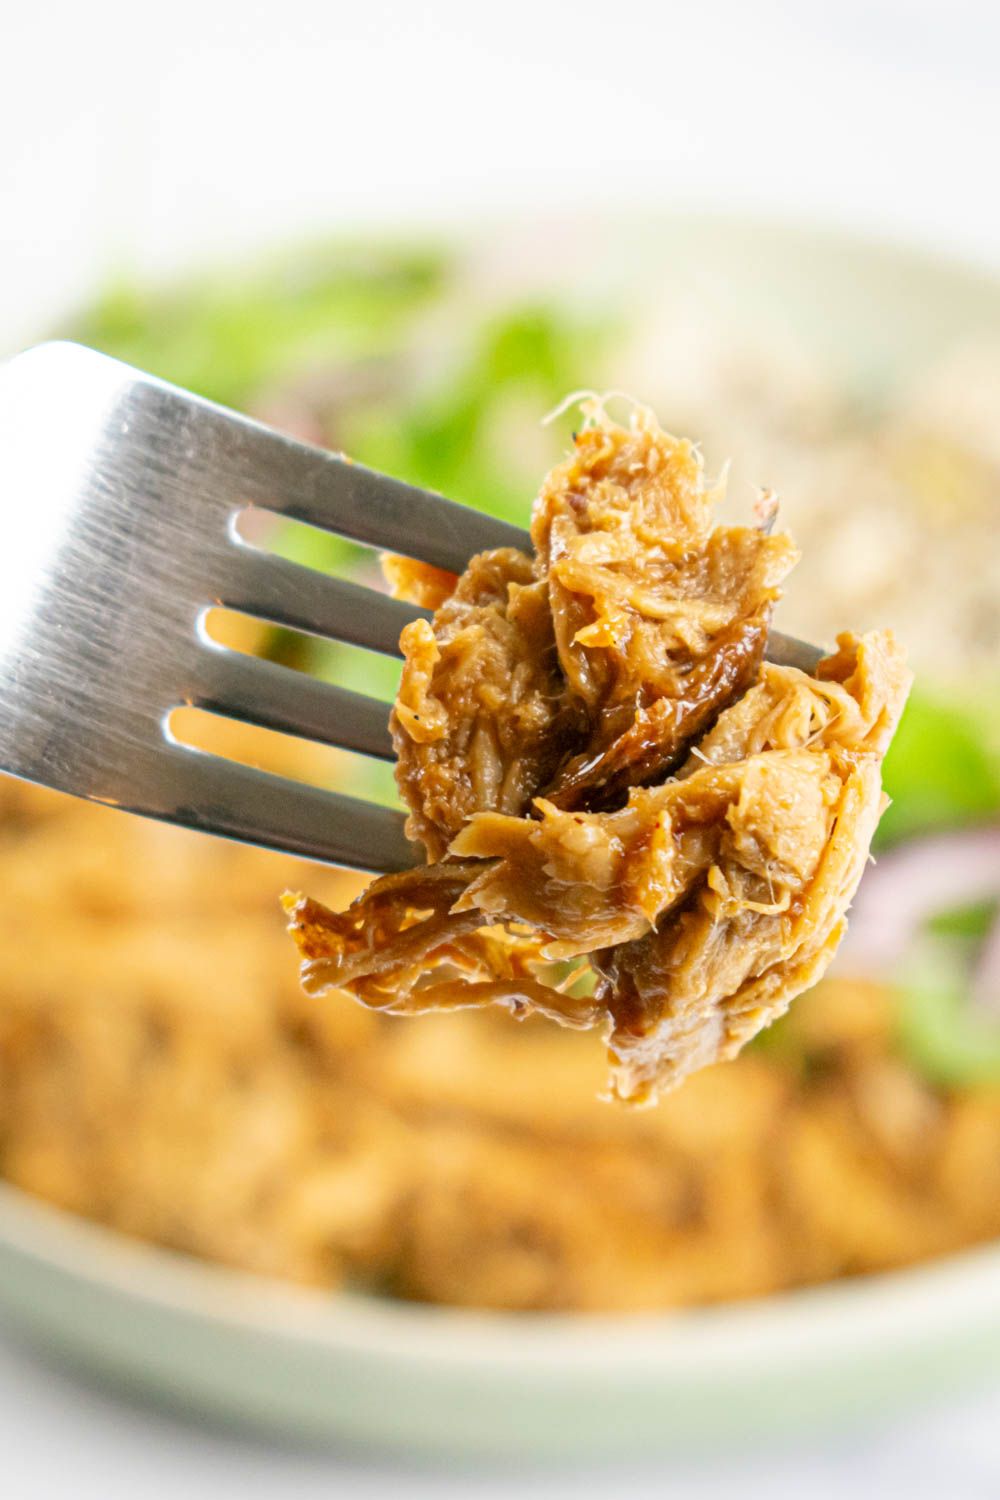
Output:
[
  {"xmin": 216, "ymin": 422, "xmax": 531, "ymax": 571},
  {"xmin": 114, "ymin": 358, "xmax": 531, "ymax": 570},
  {"xmin": 221, "ymin": 545, "xmax": 429, "ymax": 656},
  {"xmin": 190, "ymin": 645, "xmax": 394, "ymax": 760},
  {"xmin": 261, "ymin": 456, "xmax": 532, "ymax": 573},
  {"xmin": 765, "ymin": 630, "xmax": 825, "ymax": 674},
  {"xmin": 153, "ymin": 741, "xmax": 415, "ymax": 872}
]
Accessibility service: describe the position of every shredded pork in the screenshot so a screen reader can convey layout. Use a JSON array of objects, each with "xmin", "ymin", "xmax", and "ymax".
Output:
[{"xmin": 285, "ymin": 403, "xmax": 912, "ymax": 1101}]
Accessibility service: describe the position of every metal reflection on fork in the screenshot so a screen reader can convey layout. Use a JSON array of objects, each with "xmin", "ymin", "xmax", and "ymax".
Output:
[{"xmin": 0, "ymin": 343, "xmax": 825, "ymax": 874}]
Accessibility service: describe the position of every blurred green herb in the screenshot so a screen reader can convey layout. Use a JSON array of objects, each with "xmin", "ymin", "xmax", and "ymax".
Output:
[
  {"xmin": 878, "ymin": 689, "xmax": 1000, "ymax": 847},
  {"xmin": 343, "ymin": 304, "xmax": 616, "ymax": 524},
  {"xmin": 62, "ymin": 243, "xmax": 448, "ymax": 408},
  {"xmin": 926, "ymin": 898, "xmax": 998, "ymax": 942},
  {"xmin": 897, "ymin": 942, "xmax": 1000, "ymax": 1090}
]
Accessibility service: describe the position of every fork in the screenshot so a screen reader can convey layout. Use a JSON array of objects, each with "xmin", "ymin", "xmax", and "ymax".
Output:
[{"xmin": 0, "ymin": 342, "xmax": 824, "ymax": 874}]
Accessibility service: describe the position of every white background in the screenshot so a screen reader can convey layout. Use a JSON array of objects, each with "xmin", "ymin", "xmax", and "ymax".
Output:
[
  {"xmin": 5, "ymin": 0, "xmax": 1000, "ymax": 338},
  {"xmin": 3, "ymin": 1, "xmax": 1000, "ymax": 1493}
]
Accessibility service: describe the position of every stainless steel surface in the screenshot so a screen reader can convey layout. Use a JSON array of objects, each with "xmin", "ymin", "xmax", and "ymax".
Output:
[
  {"xmin": 0, "ymin": 341, "xmax": 825, "ymax": 873},
  {"xmin": 763, "ymin": 630, "xmax": 824, "ymax": 673}
]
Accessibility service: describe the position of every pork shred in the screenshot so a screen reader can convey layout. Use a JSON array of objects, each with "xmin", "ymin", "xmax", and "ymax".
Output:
[{"xmin": 285, "ymin": 403, "xmax": 912, "ymax": 1102}]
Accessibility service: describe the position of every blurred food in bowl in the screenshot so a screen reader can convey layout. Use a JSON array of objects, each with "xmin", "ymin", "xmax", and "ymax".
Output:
[
  {"xmin": 0, "ymin": 233, "xmax": 998, "ymax": 1312},
  {"xmin": 2, "ymin": 775, "xmax": 1000, "ymax": 1311}
]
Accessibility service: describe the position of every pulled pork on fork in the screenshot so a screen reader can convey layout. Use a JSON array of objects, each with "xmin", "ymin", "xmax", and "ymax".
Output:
[{"xmin": 285, "ymin": 400, "xmax": 911, "ymax": 1102}]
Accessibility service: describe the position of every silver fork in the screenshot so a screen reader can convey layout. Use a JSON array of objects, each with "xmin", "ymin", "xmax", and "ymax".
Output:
[{"xmin": 0, "ymin": 342, "xmax": 824, "ymax": 874}]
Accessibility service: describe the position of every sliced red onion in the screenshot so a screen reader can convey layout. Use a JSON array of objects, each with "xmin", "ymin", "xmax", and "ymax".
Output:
[{"xmin": 837, "ymin": 825, "xmax": 1000, "ymax": 978}]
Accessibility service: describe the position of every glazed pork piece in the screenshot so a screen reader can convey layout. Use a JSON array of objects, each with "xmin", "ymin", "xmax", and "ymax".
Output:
[{"xmin": 285, "ymin": 404, "xmax": 912, "ymax": 1102}]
